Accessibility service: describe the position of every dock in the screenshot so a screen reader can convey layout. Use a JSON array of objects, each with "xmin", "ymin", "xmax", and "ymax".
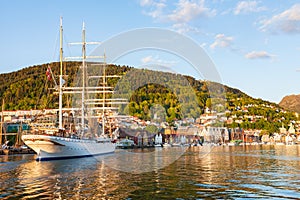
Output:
[{"xmin": 0, "ymin": 147, "xmax": 35, "ymax": 155}]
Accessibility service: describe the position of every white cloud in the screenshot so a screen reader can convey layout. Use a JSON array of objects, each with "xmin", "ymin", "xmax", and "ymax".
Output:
[
  {"xmin": 141, "ymin": 55, "xmax": 178, "ymax": 66},
  {"xmin": 167, "ymin": 0, "xmax": 216, "ymax": 23},
  {"xmin": 140, "ymin": 0, "xmax": 166, "ymax": 19},
  {"xmin": 260, "ymin": 4, "xmax": 300, "ymax": 34},
  {"xmin": 234, "ymin": 1, "xmax": 266, "ymax": 15},
  {"xmin": 141, "ymin": 55, "xmax": 154, "ymax": 63},
  {"xmin": 139, "ymin": 0, "xmax": 215, "ymax": 33},
  {"xmin": 210, "ymin": 34, "xmax": 234, "ymax": 49},
  {"xmin": 245, "ymin": 51, "xmax": 274, "ymax": 59},
  {"xmin": 171, "ymin": 23, "xmax": 205, "ymax": 34},
  {"xmin": 140, "ymin": 0, "xmax": 154, "ymax": 7},
  {"xmin": 140, "ymin": 0, "xmax": 166, "ymax": 8}
]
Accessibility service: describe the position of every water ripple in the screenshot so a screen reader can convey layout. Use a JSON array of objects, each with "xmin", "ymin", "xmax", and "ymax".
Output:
[{"xmin": 0, "ymin": 145, "xmax": 299, "ymax": 199}]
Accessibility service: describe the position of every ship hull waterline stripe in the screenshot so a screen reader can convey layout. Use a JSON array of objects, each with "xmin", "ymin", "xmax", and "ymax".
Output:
[{"xmin": 36, "ymin": 151, "xmax": 114, "ymax": 161}]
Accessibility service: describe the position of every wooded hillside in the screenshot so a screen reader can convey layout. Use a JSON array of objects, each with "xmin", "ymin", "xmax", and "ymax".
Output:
[{"xmin": 0, "ymin": 62, "xmax": 296, "ymax": 133}]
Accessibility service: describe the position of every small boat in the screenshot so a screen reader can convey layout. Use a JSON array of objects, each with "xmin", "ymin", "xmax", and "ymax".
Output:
[{"xmin": 116, "ymin": 139, "xmax": 135, "ymax": 149}]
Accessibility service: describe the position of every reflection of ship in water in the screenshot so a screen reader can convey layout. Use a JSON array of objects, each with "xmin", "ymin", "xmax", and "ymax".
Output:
[
  {"xmin": 9, "ymin": 156, "xmax": 98, "ymax": 199},
  {"xmin": 22, "ymin": 18, "xmax": 126, "ymax": 161},
  {"xmin": 7, "ymin": 154, "xmax": 137, "ymax": 199}
]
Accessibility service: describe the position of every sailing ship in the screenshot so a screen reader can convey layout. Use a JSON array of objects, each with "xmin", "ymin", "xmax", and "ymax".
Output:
[{"xmin": 22, "ymin": 18, "xmax": 124, "ymax": 161}]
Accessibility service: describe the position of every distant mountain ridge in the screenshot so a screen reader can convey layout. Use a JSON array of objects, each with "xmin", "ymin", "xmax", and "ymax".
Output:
[{"xmin": 279, "ymin": 94, "xmax": 300, "ymax": 113}]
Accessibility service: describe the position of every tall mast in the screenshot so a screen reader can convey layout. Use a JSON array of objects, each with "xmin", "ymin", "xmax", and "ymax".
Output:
[
  {"xmin": 0, "ymin": 99, "xmax": 3, "ymax": 145},
  {"xmin": 59, "ymin": 17, "xmax": 63, "ymax": 130},
  {"xmin": 81, "ymin": 22, "xmax": 86, "ymax": 134},
  {"xmin": 102, "ymin": 53, "xmax": 106, "ymax": 135}
]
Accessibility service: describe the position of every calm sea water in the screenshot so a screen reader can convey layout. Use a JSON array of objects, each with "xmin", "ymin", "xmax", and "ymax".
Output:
[{"xmin": 1, "ymin": 145, "xmax": 299, "ymax": 199}]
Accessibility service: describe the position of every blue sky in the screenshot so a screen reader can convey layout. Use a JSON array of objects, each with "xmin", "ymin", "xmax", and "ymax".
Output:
[{"xmin": 1, "ymin": 0, "xmax": 300, "ymax": 103}]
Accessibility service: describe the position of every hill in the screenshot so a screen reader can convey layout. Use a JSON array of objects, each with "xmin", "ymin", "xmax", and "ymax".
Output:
[
  {"xmin": 279, "ymin": 94, "xmax": 300, "ymax": 113},
  {"xmin": 0, "ymin": 62, "xmax": 297, "ymax": 133}
]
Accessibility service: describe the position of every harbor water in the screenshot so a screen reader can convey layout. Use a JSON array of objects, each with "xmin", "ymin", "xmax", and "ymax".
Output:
[{"xmin": 1, "ymin": 145, "xmax": 299, "ymax": 199}]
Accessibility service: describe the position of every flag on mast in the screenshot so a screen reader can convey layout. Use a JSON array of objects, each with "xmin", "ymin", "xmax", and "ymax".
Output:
[{"xmin": 46, "ymin": 67, "xmax": 52, "ymax": 81}]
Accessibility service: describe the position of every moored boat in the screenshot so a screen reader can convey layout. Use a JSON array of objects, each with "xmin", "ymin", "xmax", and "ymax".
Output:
[
  {"xmin": 22, "ymin": 134, "xmax": 114, "ymax": 161},
  {"xmin": 21, "ymin": 18, "xmax": 121, "ymax": 161},
  {"xmin": 116, "ymin": 138, "xmax": 135, "ymax": 149}
]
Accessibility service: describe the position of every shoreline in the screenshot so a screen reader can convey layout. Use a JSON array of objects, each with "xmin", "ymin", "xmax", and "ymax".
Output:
[{"xmin": 0, "ymin": 148, "xmax": 35, "ymax": 155}]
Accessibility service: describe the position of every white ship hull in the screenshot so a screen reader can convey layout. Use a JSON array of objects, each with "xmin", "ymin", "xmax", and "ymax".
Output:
[{"xmin": 22, "ymin": 134, "xmax": 115, "ymax": 161}]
